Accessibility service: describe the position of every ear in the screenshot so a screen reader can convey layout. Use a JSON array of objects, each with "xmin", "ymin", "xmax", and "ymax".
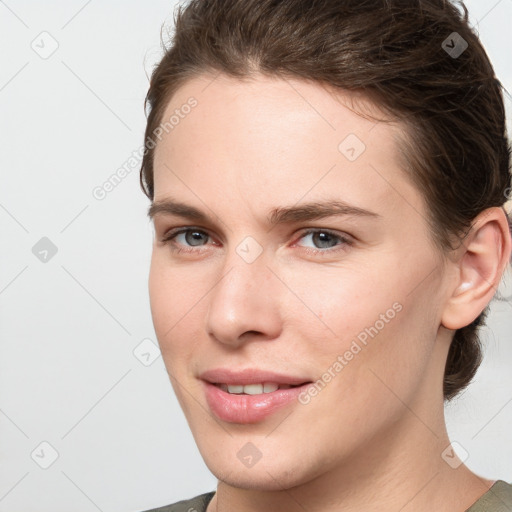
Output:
[{"xmin": 441, "ymin": 207, "xmax": 512, "ymax": 330}]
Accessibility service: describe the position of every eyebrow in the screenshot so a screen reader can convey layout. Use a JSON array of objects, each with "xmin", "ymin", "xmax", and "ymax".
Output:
[{"xmin": 148, "ymin": 197, "xmax": 381, "ymax": 226}]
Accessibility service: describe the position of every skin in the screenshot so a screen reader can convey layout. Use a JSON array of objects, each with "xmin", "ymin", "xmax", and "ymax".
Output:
[{"xmin": 148, "ymin": 73, "xmax": 511, "ymax": 512}]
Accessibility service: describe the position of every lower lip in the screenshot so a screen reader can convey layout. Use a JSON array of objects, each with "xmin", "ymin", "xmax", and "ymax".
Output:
[{"xmin": 202, "ymin": 381, "xmax": 312, "ymax": 424}]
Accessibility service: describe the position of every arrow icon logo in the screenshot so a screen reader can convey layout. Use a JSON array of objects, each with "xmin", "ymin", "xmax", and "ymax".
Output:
[
  {"xmin": 441, "ymin": 441, "xmax": 468, "ymax": 468},
  {"xmin": 236, "ymin": 236, "xmax": 263, "ymax": 263},
  {"xmin": 237, "ymin": 441, "xmax": 263, "ymax": 468},
  {"xmin": 31, "ymin": 441, "xmax": 59, "ymax": 469},
  {"xmin": 442, "ymin": 32, "xmax": 468, "ymax": 59},
  {"xmin": 32, "ymin": 237, "xmax": 58, "ymax": 263},
  {"xmin": 338, "ymin": 134, "xmax": 366, "ymax": 161},
  {"xmin": 134, "ymin": 338, "xmax": 161, "ymax": 366}
]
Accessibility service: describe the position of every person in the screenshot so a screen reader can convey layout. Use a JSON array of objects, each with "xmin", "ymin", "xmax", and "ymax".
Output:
[{"xmin": 138, "ymin": 0, "xmax": 512, "ymax": 511}]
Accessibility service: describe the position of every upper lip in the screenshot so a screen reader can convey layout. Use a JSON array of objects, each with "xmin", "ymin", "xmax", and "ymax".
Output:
[{"xmin": 199, "ymin": 368, "xmax": 312, "ymax": 386}]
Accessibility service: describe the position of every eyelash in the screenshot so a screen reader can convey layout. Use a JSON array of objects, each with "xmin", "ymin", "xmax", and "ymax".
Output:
[{"xmin": 160, "ymin": 227, "xmax": 353, "ymax": 256}]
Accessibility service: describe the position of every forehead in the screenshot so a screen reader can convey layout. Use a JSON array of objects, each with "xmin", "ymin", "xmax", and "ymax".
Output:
[{"xmin": 152, "ymin": 73, "xmax": 422, "ymax": 223}]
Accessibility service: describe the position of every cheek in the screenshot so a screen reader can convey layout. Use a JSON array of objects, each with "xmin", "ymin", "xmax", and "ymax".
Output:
[
  {"xmin": 148, "ymin": 256, "xmax": 168, "ymax": 335},
  {"xmin": 148, "ymin": 252, "xmax": 227, "ymax": 384},
  {"xmin": 290, "ymin": 264, "xmax": 436, "ymax": 396},
  {"xmin": 337, "ymin": 287, "xmax": 439, "ymax": 408},
  {"xmin": 148, "ymin": 255, "xmax": 199, "ymax": 358},
  {"xmin": 281, "ymin": 264, "xmax": 393, "ymax": 349}
]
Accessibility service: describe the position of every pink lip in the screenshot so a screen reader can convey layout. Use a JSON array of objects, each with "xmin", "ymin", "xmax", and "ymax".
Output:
[
  {"xmin": 199, "ymin": 367, "xmax": 311, "ymax": 386},
  {"xmin": 199, "ymin": 368, "xmax": 313, "ymax": 424}
]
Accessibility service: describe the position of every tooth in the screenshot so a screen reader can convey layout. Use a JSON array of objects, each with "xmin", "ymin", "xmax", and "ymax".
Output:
[
  {"xmin": 221, "ymin": 382, "xmax": 295, "ymax": 394},
  {"xmin": 244, "ymin": 384, "xmax": 264, "ymax": 395},
  {"xmin": 227, "ymin": 384, "xmax": 244, "ymax": 394},
  {"xmin": 263, "ymin": 382, "xmax": 279, "ymax": 393}
]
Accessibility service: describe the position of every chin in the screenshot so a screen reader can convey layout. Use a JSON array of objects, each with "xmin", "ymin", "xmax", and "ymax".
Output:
[
  {"xmin": 208, "ymin": 460, "xmax": 311, "ymax": 491},
  {"xmin": 198, "ymin": 444, "xmax": 323, "ymax": 492}
]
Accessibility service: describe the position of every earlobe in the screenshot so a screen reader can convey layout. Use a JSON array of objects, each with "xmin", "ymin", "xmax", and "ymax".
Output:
[{"xmin": 441, "ymin": 207, "xmax": 512, "ymax": 330}]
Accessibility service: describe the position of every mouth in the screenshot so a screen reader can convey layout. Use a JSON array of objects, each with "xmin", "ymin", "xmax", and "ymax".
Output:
[
  {"xmin": 199, "ymin": 367, "xmax": 312, "ymax": 388},
  {"xmin": 212, "ymin": 382, "xmax": 306, "ymax": 394},
  {"xmin": 200, "ymin": 370, "xmax": 314, "ymax": 423}
]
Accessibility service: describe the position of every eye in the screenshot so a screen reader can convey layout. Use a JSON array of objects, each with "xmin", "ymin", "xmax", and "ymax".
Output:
[
  {"xmin": 160, "ymin": 227, "xmax": 352, "ymax": 256},
  {"xmin": 161, "ymin": 227, "xmax": 212, "ymax": 254},
  {"xmin": 294, "ymin": 229, "xmax": 352, "ymax": 255}
]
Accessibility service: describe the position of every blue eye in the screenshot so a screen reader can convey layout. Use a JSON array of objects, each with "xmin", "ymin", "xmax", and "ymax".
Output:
[
  {"xmin": 296, "ymin": 229, "xmax": 350, "ymax": 253},
  {"xmin": 161, "ymin": 228, "xmax": 211, "ymax": 254},
  {"xmin": 161, "ymin": 227, "xmax": 352, "ymax": 256}
]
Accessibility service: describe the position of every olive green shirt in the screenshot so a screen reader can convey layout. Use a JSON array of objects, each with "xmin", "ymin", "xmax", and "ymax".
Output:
[{"xmin": 142, "ymin": 480, "xmax": 512, "ymax": 511}]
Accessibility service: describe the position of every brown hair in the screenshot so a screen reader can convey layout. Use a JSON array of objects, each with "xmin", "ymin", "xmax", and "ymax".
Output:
[{"xmin": 140, "ymin": 0, "xmax": 512, "ymax": 401}]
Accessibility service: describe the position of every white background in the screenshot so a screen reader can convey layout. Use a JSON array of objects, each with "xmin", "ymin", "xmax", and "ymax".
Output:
[{"xmin": 0, "ymin": 1, "xmax": 511, "ymax": 511}]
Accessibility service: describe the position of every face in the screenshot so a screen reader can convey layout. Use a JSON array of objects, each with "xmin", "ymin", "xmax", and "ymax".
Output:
[{"xmin": 148, "ymin": 73, "xmax": 451, "ymax": 491}]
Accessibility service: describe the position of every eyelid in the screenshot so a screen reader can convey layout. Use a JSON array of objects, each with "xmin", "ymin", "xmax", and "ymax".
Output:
[
  {"xmin": 293, "ymin": 227, "xmax": 353, "ymax": 245},
  {"xmin": 160, "ymin": 226, "xmax": 215, "ymax": 247},
  {"xmin": 160, "ymin": 225, "xmax": 353, "ymax": 255}
]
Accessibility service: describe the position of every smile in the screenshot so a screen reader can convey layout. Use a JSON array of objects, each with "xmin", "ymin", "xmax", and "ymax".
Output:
[{"xmin": 215, "ymin": 382, "xmax": 300, "ymax": 394}]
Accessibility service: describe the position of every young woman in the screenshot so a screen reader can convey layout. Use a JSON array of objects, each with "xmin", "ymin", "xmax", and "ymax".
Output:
[{"xmin": 139, "ymin": 0, "xmax": 512, "ymax": 510}]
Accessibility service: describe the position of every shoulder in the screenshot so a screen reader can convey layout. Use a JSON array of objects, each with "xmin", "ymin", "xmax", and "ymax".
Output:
[
  {"xmin": 467, "ymin": 480, "xmax": 512, "ymax": 511},
  {"xmin": 140, "ymin": 491, "xmax": 216, "ymax": 512}
]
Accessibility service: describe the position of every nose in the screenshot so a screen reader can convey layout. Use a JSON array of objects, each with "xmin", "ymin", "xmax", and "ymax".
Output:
[{"xmin": 205, "ymin": 246, "xmax": 282, "ymax": 349}]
